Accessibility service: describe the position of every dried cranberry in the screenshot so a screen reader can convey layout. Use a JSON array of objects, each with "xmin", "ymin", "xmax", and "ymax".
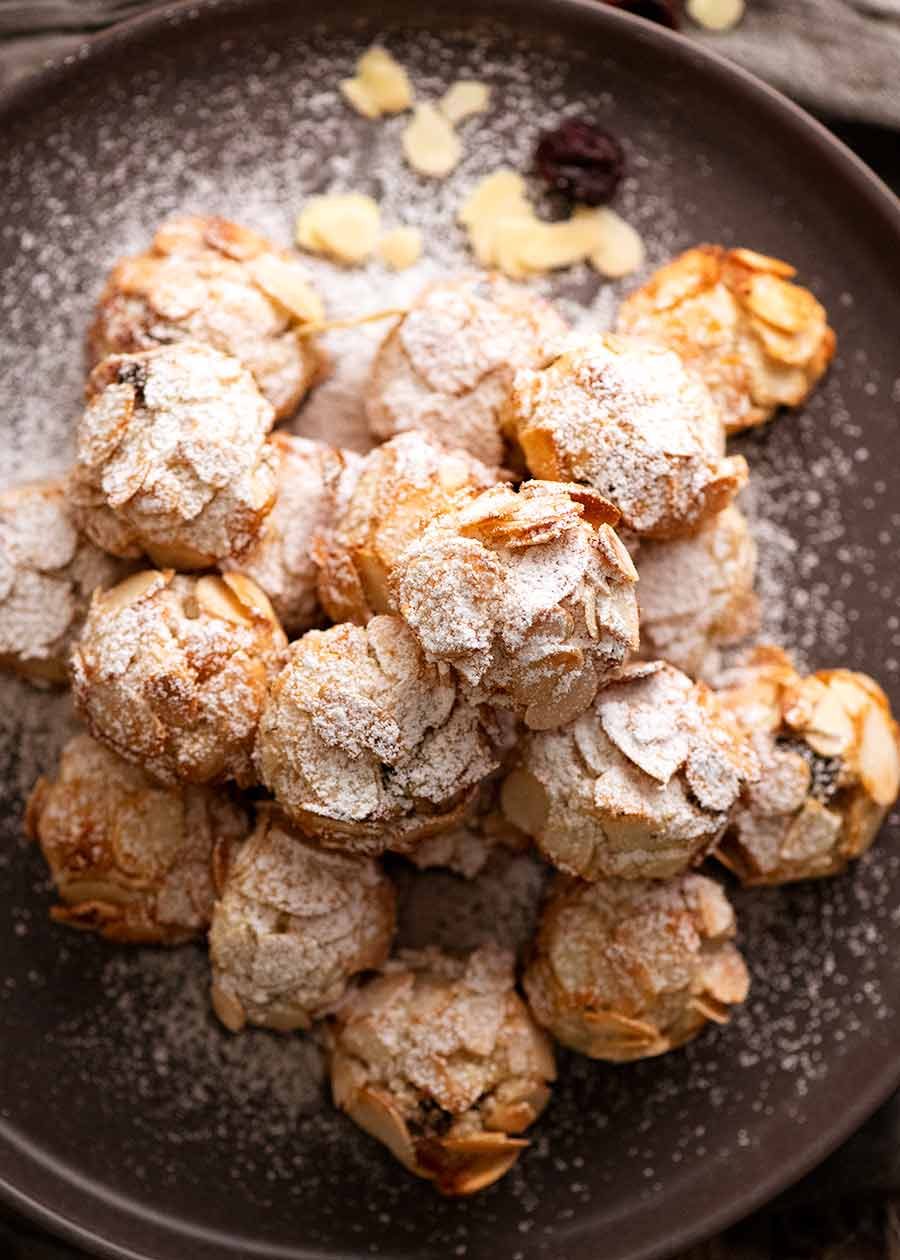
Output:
[
  {"xmin": 603, "ymin": 0, "xmax": 681, "ymax": 29},
  {"xmin": 535, "ymin": 119, "xmax": 625, "ymax": 207}
]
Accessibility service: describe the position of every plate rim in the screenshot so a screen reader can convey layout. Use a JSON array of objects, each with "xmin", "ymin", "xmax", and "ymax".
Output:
[{"xmin": 0, "ymin": 2, "xmax": 898, "ymax": 1258}]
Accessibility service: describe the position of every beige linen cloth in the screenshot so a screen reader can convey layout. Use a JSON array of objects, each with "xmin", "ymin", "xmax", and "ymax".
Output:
[{"xmin": 1, "ymin": 1, "xmax": 900, "ymax": 125}]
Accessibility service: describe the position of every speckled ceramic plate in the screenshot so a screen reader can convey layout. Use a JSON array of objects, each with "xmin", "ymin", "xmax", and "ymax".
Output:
[{"xmin": 0, "ymin": 2, "xmax": 899, "ymax": 1259}]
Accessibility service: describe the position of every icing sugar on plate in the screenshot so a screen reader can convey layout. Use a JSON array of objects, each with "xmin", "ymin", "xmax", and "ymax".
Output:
[{"xmin": 0, "ymin": 11, "xmax": 898, "ymax": 1256}]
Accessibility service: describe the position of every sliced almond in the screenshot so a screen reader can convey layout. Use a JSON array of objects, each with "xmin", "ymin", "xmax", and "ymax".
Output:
[
  {"xmin": 402, "ymin": 104, "xmax": 462, "ymax": 179},
  {"xmin": 204, "ymin": 217, "xmax": 268, "ymax": 261},
  {"xmin": 701, "ymin": 944, "xmax": 750, "ymax": 1004},
  {"xmin": 339, "ymin": 76, "xmax": 380, "ymax": 119},
  {"xmin": 729, "ymin": 248, "xmax": 796, "ymax": 279},
  {"xmin": 220, "ymin": 572, "xmax": 280, "ymax": 625},
  {"xmin": 377, "ymin": 226, "xmax": 423, "ymax": 271},
  {"xmin": 57, "ymin": 880, "xmax": 136, "ymax": 907},
  {"xmin": 114, "ymin": 256, "xmax": 162, "ymax": 298},
  {"xmin": 211, "ymin": 981, "xmax": 247, "ymax": 1033},
  {"xmin": 247, "ymin": 253, "xmax": 324, "ymax": 323},
  {"xmin": 457, "ymin": 169, "xmax": 532, "ymax": 266},
  {"xmin": 586, "ymin": 207, "xmax": 646, "ymax": 279},
  {"xmin": 296, "ymin": 193, "xmax": 381, "ymax": 266},
  {"xmin": 822, "ymin": 674, "xmax": 871, "ymax": 721},
  {"xmin": 500, "ymin": 768, "xmax": 550, "ymax": 835},
  {"xmin": 79, "ymin": 383, "xmax": 135, "ymax": 467},
  {"xmin": 51, "ymin": 901, "xmax": 125, "ymax": 931},
  {"xmin": 210, "ymin": 834, "xmax": 237, "ymax": 897},
  {"xmin": 742, "ymin": 273, "xmax": 822, "ymax": 334},
  {"xmin": 581, "ymin": 1007, "xmax": 666, "ymax": 1056},
  {"xmin": 195, "ymin": 574, "xmax": 255, "ymax": 626},
  {"xmin": 417, "ymin": 1133, "xmax": 526, "ymax": 1196},
  {"xmin": 346, "ymin": 1084, "xmax": 419, "ymax": 1173},
  {"xmin": 439, "ymin": 80, "xmax": 491, "ymax": 125},
  {"xmin": 595, "ymin": 521, "xmax": 638, "ymax": 578},
  {"xmin": 525, "ymin": 658, "xmax": 598, "ymax": 732},
  {"xmin": 100, "ymin": 569, "xmax": 166, "ymax": 613},
  {"xmin": 494, "ymin": 213, "xmax": 603, "ymax": 280},
  {"xmin": 153, "ymin": 217, "xmax": 206, "ymax": 256},
  {"xmin": 690, "ymin": 878, "xmax": 736, "ymax": 940},
  {"xmin": 752, "ymin": 315, "xmax": 824, "ymax": 367},
  {"xmin": 358, "ymin": 46, "xmax": 414, "ymax": 114},
  {"xmin": 687, "ymin": 0, "xmax": 746, "ymax": 31},
  {"xmin": 483, "ymin": 1085, "xmax": 552, "ymax": 1134},
  {"xmin": 646, "ymin": 247, "xmax": 722, "ymax": 312},
  {"xmin": 842, "ymin": 790, "xmax": 885, "ymax": 860},
  {"xmin": 457, "ymin": 169, "xmax": 529, "ymax": 227},
  {"xmin": 858, "ymin": 698, "xmax": 900, "ymax": 807},
  {"xmin": 781, "ymin": 797, "xmax": 842, "ymax": 864},
  {"xmin": 801, "ymin": 687, "xmax": 857, "ymax": 759}
]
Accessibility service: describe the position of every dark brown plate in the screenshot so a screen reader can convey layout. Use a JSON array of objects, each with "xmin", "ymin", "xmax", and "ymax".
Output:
[{"xmin": 0, "ymin": 3, "xmax": 899, "ymax": 1259}]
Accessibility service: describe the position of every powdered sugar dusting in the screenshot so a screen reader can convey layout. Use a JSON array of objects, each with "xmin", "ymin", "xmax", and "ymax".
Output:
[{"xmin": 0, "ymin": 12, "xmax": 897, "ymax": 1256}]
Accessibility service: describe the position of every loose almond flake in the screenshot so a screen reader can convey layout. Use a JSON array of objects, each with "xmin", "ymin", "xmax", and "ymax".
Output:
[
  {"xmin": 458, "ymin": 169, "xmax": 531, "ymax": 229},
  {"xmin": 402, "ymin": 104, "xmax": 462, "ymax": 178},
  {"xmin": 340, "ymin": 46, "xmax": 414, "ymax": 118},
  {"xmin": 340, "ymin": 77, "xmax": 380, "ymax": 119},
  {"xmin": 457, "ymin": 169, "xmax": 642, "ymax": 280},
  {"xmin": 296, "ymin": 193, "xmax": 381, "ymax": 266},
  {"xmin": 586, "ymin": 207, "xmax": 646, "ymax": 278},
  {"xmin": 458, "ymin": 170, "xmax": 532, "ymax": 266},
  {"xmin": 378, "ymin": 226, "xmax": 423, "ymax": 270},
  {"xmin": 440, "ymin": 81, "xmax": 491, "ymax": 125},
  {"xmin": 493, "ymin": 213, "xmax": 604, "ymax": 280},
  {"xmin": 687, "ymin": 0, "xmax": 746, "ymax": 31}
]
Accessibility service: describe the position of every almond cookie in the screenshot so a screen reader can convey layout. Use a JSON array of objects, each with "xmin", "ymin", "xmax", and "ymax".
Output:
[
  {"xmin": 313, "ymin": 430, "xmax": 498, "ymax": 625},
  {"xmin": 502, "ymin": 661, "xmax": 757, "ymax": 879},
  {"xmin": 330, "ymin": 944, "xmax": 555, "ymax": 1195},
  {"xmin": 88, "ymin": 213, "xmax": 322, "ymax": 421},
  {"xmin": 73, "ymin": 342, "xmax": 278, "ymax": 570},
  {"xmin": 367, "ymin": 274, "xmax": 567, "ymax": 468},
  {"xmin": 254, "ymin": 615, "xmax": 503, "ymax": 855},
  {"xmin": 71, "ymin": 569, "xmax": 287, "ymax": 787},
  {"xmin": 524, "ymin": 873, "xmax": 749, "ymax": 1061},
  {"xmin": 210, "ymin": 806, "xmax": 395, "ymax": 1032},
  {"xmin": 26, "ymin": 733, "xmax": 248, "ymax": 944},
  {"xmin": 393, "ymin": 480, "xmax": 639, "ymax": 729},
  {"xmin": 617, "ymin": 246, "xmax": 835, "ymax": 434},
  {"xmin": 0, "ymin": 477, "xmax": 130, "ymax": 685},
  {"xmin": 715, "ymin": 646, "xmax": 900, "ymax": 883},
  {"xmin": 502, "ymin": 333, "xmax": 747, "ymax": 539}
]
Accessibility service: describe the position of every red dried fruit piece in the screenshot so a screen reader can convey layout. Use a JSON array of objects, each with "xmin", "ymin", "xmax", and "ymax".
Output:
[
  {"xmin": 603, "ymin": 0, "xmax": 681, "ymax": 29},
  {"xmin": 535, "ymin": 119, "xmax": 626, "ymax": 207}
]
